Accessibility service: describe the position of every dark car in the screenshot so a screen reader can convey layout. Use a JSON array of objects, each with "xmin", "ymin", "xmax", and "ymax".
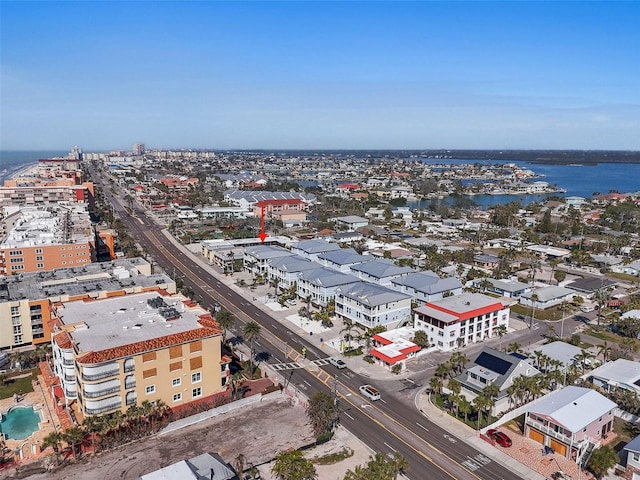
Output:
[{"xmin": 487, "ymin": 429, "xmax": 512, "ymax": 447}]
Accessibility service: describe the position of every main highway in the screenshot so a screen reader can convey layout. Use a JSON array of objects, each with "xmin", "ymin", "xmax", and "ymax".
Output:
[{"xmin": 95, "ymin": 168, "xmax": 525, "ymax": 480}]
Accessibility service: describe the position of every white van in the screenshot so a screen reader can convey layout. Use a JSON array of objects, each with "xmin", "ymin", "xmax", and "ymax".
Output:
[{"xmin": 359, "ymin": 384, "xmax": 380, "ymax": 401}]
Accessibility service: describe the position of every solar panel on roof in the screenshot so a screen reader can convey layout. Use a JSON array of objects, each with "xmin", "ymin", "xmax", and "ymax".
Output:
[
  {"xmin": 510, "ymin": 352, "xmax": 528, "ymax": 360},
  {"xmin": 475, "ymin": 351, "xmax": 511, "ymax": 375},
  {"xmin": 634, "ymin": 378, "xmax": 640, "ymax": 387}
]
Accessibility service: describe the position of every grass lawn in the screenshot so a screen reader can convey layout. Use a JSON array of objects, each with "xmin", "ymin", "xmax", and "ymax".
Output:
[{"xmin": 0, "ymin": 369, "xmax": 38, "ymax": 400}]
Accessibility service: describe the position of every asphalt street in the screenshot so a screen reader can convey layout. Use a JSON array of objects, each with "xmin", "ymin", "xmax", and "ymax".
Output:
[{"xmin": 94, "ymin": 168, "xmax": 530, "ymax": 480}]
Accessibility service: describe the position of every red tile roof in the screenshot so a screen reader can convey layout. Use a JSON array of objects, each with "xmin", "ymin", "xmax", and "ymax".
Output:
[{"xmin": 76, "ymin": 324, "xmax": 221, "ymax": 365}]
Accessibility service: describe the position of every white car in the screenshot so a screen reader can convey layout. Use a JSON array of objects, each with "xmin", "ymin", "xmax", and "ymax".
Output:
[
  {"xmin": 359, "ymin": 384, "xmax": 380, "ymax": 401},
  {"xmin": 328, "ymin": 357, "xmax": 347, "ymax": 369}
]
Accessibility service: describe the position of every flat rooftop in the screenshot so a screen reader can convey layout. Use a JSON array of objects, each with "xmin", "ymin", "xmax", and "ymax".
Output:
[
  {"xmin": 1, "ymin": 206, "xmax": 92, "ymax": 248},
  {"xmin": 60, "ymin": 291, "xmax": 208, "ymax": 354},
  {"xmin": 0, "ymin": 257, "xmax": 172, "ymax": 302}
]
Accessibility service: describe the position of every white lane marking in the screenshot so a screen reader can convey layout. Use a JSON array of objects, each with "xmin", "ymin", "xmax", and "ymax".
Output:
[{"xmin": 416, "ymin": 423, "xmax": 429, "ymax": 432}]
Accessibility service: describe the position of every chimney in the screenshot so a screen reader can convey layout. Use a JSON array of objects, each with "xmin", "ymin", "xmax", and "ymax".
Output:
[{"xmin": 210, "ymin": 468, "xmax": 214, "ymax": 480}]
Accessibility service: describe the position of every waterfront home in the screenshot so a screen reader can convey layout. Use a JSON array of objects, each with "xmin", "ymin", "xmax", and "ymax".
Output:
[{"xmin": 524, "ymin": 386, "xmax": 616, "ymax": 463}]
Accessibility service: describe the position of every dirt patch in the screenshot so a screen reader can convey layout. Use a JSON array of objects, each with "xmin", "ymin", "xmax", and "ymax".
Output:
[{"xmin": 6, "ymin": 395, "xmax": 315, "ymax": 480}]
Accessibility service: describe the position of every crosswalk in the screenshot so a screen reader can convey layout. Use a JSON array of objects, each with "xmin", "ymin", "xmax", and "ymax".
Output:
[{"xmin": 270, "ymin": 357, "xmax": 334, "ymax": 371}]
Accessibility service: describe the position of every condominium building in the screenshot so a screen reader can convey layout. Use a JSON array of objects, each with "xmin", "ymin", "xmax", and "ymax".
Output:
[
  {"xmin": 414, "ymin": 293, "xmax": 510, "ymax": 352},
  {"xmin": 51, "ymin": 291, "xmax": 228, "ymax": 417},
  {"xmin": 0, "ymin": 206, "xmax": 96, "ymax": 275},
  {"xmin": 0, "ymin": 257, "xmax": 174, "ymax": 350}
]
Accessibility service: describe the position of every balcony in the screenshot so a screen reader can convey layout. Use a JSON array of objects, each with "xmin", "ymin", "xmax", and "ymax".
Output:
[
  {"xmin": 82, "ymin": 368, "xmax": 120, "ymax": 381},
  {"xmin": 63, "ymin": 358, "xmax": 75, "ymax": 366},
  {"xmin": 84, "ymin": 386, "xmax": 121, "ymax": 398},
  {"xmin": 526, "ymin": 417, "xmax": 573, "ymax": 445},
  {"xmin": 85, "ymin": 403, "xmax": 121, "ymax": 415},
  {"xmin": 125, "ymin": 377, "xmax": 136, "ymax": 389}
]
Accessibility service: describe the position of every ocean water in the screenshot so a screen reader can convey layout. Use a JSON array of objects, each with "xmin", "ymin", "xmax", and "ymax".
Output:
[{"xmin": 0, "ymin": 150, "xmax": 68, "ymax": 183}]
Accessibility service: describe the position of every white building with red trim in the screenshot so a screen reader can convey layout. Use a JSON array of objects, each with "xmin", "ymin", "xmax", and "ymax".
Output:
[
  {"xmin": 414, "ymin": 293, "xmax": 510, "ymax": 352},
  {"xmin": 369, "ymin": 327, "xmax": 421, "ymax": 371}
]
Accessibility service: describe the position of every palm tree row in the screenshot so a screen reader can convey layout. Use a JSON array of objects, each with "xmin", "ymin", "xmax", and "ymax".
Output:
[{"xmin": 41, "ymin": 400, "xmax": 172, "ymax": 465}]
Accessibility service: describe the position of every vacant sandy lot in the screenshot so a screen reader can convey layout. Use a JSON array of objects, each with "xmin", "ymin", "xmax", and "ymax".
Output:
[{"xmin": 6, "ymin": 394, "xmax": 372, "ymax": 480}]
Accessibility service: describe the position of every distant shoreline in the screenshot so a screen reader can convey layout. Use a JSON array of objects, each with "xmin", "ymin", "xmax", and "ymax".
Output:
[{"xmin": 0, "ymin": 162, "xmax": 38, "ymax": 184}]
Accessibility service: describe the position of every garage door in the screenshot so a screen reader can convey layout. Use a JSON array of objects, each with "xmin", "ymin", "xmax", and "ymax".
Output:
[
  {"xmin": 529, "ymin": 429, "xmax": 544, "ymax": 444},
  {"xmin": 550, "ymin": 439, "xmax": 567, "ymax": 457}
]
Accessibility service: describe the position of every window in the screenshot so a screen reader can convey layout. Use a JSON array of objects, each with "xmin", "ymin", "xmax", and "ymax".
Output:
[
  {"xmin": 172, "ymin": 378, "xmax": 181, "ymax": 387},
  {"xmin": 191, "ymin": 372, "xmax": 201, "ymax": 384},
  {"xmin": 9, "ymin": 250, "xmax": 23, "ymax": 256},
  {"xmin": 35, "ymin": 248, "xmax": 42, "ymax": 254},
  {"xmin": 173, "ymin": 393, "xmax": 182, "ymax": 402},
  {"xmin": 190, "ymin": 356, "xmax": 202, "ymax": 370},
  {"xmin": 37, "ymin": 263, "xmax": 44, "ymax": 268},
  {"xmin": 11, "ymin": 306, "xmax": 19, "ymax": 315},
  {"xmin": 145, "ymin": 385, "xmax": 155, "ymax": 395},
  {"xmin": 14, "ymin": 334, "xmax": 23, "ymax": 344},
  {"xmin": 143, "ymin": 368, "xmax": 157, "ymax": 379},
  {"xmin": 142, "ymin": 352, "xmax": 156, "ymax": 362},
  {"xmin": 192, "ymin": 387, "xmax": 202, "ymax": 399}
]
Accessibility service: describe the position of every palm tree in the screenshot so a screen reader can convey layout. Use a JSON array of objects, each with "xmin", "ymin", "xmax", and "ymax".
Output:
[
  {"xmin": 389, "ymin": 452, "xmax": 409, "ymax": 480},
  {"xmin": 587, "ymin": 445, "xmax": 618, "ymax": 479},
  {"xmin": 234, "ymin": 453, "xmax": 246, "ymax": 479},
  {"xmin": 450, "ymin": 352, "xmax": 469, "ymax": 375},
  {"xmin": 458, "ymin": 397, "xmax": 471, "ymax": 424},
  {"xmin": 496, "ymin": 324, "xmax": 507, "ymax": 350},
  {"xmin": 42, "ymin": 431, "xmax": 64, "ymax": 465},
  {"xmin": 429, "ymin": 376, "xmax": 443, "ymax": 401},
  {"xmin": 597, "ymin": 341, "xmax": 612, "ymax": 363},
  {"xmin": 214, "ymin": 308, "xmax": 235, "ymax": 343},
  {"xmin": 271, "ymin": 449, "xmax": 317, "ymax": 480},
  {"xmin": 306, "ymin": 392, "xmax": 338, "ymax": 437},
  {"xmin": 529, "ymin": 293, "xmax": 539, "ymax": 329},
  {"xmin": 62, "ymin": 426, "xmax": 84, "ymax": 460},
  {"xmin": 242, "ymin": 321, "xmax": 262, "ymax": 374},
  {"xmin": 473, "ymin": 395, "xmax": 491, "ymax": 430},
  {"xmin": 506, "ymin": 342, "xmax": 522, "ymax": 354}
]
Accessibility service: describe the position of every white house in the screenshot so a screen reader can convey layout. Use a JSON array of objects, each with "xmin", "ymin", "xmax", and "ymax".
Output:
[
  {"xmin": 243, "ymin": 245, "xmax": 295, "ymax": 276},
  {"xmin": 333, "ymin": 215, "xmax": 369, "ymax": 231},
  {"xmin": 582, "ymin": 359, "xmax": 640, "ymax": 395},
  {"xmin": 390, "ymin": 271, "xmax": 463, "ymax": 303},
  {"xmin": 267, "ymin": 256, "xmax": 319, "ymax": 290},
  {"xmin": 296, "ymin": 268, "xmax": 359, "ymax": 307},
  {"xmin": 349, "ymin": 259, "xmax": 414, "ymax": 286},
  {"xmin": 520, "ymin": 286, "xmax": 576, "ymax": 309},
  {"xmin": 335, "ymin": 281, "xmax": 412, "ymax": 329}
]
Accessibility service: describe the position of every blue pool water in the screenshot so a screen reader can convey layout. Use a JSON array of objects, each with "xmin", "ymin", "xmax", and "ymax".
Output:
[{"xmin": 0, "ymin": 406, "xmax": 40, "ymax": 440}]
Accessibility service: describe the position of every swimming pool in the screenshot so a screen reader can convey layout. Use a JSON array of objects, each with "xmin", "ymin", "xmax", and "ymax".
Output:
[{"xmin": 0, "ymin": 406, "xmax": 41, "ymax": 440}]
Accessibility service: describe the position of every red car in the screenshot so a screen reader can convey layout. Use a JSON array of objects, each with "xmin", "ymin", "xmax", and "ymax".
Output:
[{"xmin": 487, "ymin": 429, "xmax": 512, "ymax": 447}]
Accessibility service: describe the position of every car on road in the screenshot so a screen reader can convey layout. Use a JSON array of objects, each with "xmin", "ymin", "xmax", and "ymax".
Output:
[
  {"xmin": 328, "ymin": 357, "xmax": 347, "ymax": 369},
  {"xmin": 359, "ymin": 384, "xmax": 380, "ymax": 401},
  {"xmin": 487, "ymin": 429, "xmax": 512, "ymax": 447}
]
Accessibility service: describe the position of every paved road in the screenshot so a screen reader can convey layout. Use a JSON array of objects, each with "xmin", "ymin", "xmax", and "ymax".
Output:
[{"xmin": 94, "ymin": 168, "xmax": 528, "ymax": 480}]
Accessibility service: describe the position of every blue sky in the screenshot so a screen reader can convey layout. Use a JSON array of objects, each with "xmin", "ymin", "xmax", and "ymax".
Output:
[{"xmin": 2, "ymin": 1, "xmax": 639, "ymax": 151}]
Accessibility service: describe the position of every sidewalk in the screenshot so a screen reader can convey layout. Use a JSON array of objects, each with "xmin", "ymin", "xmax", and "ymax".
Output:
[{"xmin": 414, "ymin": 387, "xmax": 547, "ymax": 480}]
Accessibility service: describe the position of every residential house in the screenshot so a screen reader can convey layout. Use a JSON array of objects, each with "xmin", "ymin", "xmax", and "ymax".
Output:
[
  {"xmin": 582, "ymin": 359, "xmax": 640, "ymax": 395},
  {"xmin": 333, "ymin": 215, "xmax": 369, "ymax": 231},
  {"xmin": 530, "ymin": 341, "xmax": 583, "ymax": 373},
  {"xmin": 335, "ymin": 281, "xmax": 412, "ymax": 329},
  {"xmin": 267, "ymin": 256, "xmax": 319, "ymax": 291},
  {"xmin": 455, "ymin": 346, "xmax": 541, "ymax": 414},
  {"xmin": 316, "ymin": 248, "xmax": 372, "ymax": 273},
  {"xmin": 524, "ymin": 386, "xmax": 616, "ymax": 463},
  {"xmin": 243, "ymin": 245, "xmax": 294, "ymax": 277},
  {"xmin": 476, "ymin": 278, "xmax": 532, "ymax": 298},
  {"xmin": 612, "ymin": 260, "xmax": 640, "ymax": 277},
  {"xmin": 566, "ymin": 277, "xmax": 617, "ymax": 299},
  {"xmin": 622, "ymin": 435, "xmax": 640, "ymax": 480},
  {"xmin": 414, "ymin": 293, "xmax": 510, "ymax": 352},
  {"xmin": 349, "ymin": 259, "xmax": 414, "ymax": 286},
  {"xmin": 520, "ymin": 286, "xmax": 576, "ymax": 309},
  {"xmin": 390, "ymin": 271, "xmax": 463, "ymax": 303},
  {"xmin": 296, "ymin": 267, "xmax": 359, "ymax": 307},
  {"xmin": 473, "ymin": 254, "xmax": 500, "ymax": 270},
  {"xmin": 290, "ymin": 239, "xmax": 341, "ymax": 262},
  {"xmin": 139, "ymin": 452, "xmax": 237, "ymax": 480}
]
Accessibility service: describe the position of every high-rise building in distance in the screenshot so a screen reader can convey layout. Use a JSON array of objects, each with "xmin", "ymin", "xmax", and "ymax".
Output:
[{"xmin": 133, "ymin": 143, "xmax": 145, "ymax": 155}]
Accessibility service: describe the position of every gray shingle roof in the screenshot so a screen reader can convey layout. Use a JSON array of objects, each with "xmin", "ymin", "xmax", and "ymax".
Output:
[
  {"xmin": 349, "ymin": 259, "xmax": 414, "ymax": 279},
  {"xmin": 391, "ymin": 271, "xmax": 462, "ymax": 295},
  {"xmin": 317, "ymin": 248, "xmax": 372, "ymax": 266},
  {"xmin": 291, "ymin": 239, "xmax": 342, "ymax": 255},
  {"xmin": 244, "ymin": 245, "xmax": 294, "ymax": 260},
  {"xmin": 337, "ymin": 281, "xmax": 411, "ymax": 307},
  {"xmin": 268, "ymin": 256, "xmax": 318, "ymax": 272},
  {"xmin": 298, "ymin": 268, "xmax": 359, "ymax": 288}
]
